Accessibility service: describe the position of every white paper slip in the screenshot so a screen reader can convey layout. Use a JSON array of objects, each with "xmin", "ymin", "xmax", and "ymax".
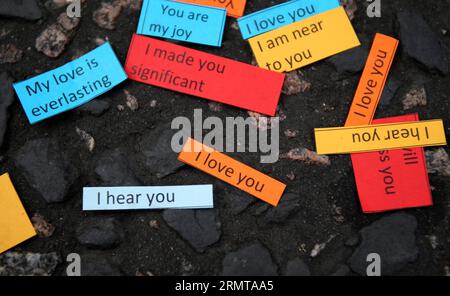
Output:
[{"xmin": 83, "ymin": 184, "xmax": 213, "ymax": 210}]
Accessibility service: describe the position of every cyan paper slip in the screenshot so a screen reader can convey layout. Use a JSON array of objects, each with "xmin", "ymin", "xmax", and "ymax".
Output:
[
  {"xmin": 83, "ymin": 185, "xmax": 214, "ymax": 210},
  {"xmin": 137, "ymin": 0, "xmax": 226, "ymax": 46},
  {"xmin": 237, "ymin": 0, "xmax": 339, "ymax": 39},
  {"xmin": 13, "ymin": 43, "xmax": 127, "ymax": 124}
]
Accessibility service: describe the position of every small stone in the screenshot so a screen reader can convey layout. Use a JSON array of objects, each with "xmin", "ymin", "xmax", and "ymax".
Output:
[
  {"xmin": 402, "ymin": 86, "xmax": 427, "ymax": 110},
  {"xmin": 280, "ymin": 148, "xmax": 330, "ymax": 166},
  {"xmin": 163, "ymin": 209, "xmax": 221, "ymax": 253},
  {"xmin": 124, "ymin": 90, "xmax": 139, "ymax": 111},
  {"xmin": 77, "ymin": 218, "xmax": 124, "ymax": 249},
  {"xmin": 222, "ymin": 242, "xmax": 278, "ymax": 276},
  {"xmin": 285, "ymin": 258, "xmax": 310, "ymax": 276},
  {"xmin": 397, "ymin": 11, "xmax": 449, "ymax": 74},
  {"xmin": 284, "ymin": 129, "xmax": 299, "ymax": 138},
  {"xmin": 230, "ymin": 21, "xmax": 239, "ymax": 31},
  {"xmin": 0, "ymin": 0, "xmax": 42, "ymax": 20},
  {"xmin": 278, "ymin": 108, "xmax": 287, "ymax": 121},
  {"xmin": 247, "ymin": 110, "xmax": 281, "ymax": 131},
  {"xmin": 426, "ymin": 148, "xmax": 450, "ymax": 176},
  {"xmin": 298, "ymin": 243, "xmax": 307, "ymax": 253},
  {"xmin": 426, "ymin": 235, "xmax": 438, "ymax": 249},
  {"xmin": 263, "ymin": 192, "xmax": 299, "ymax": 224},
  {"xmin": 80, "ymin": 252, "xmax": 122, "ymax": 275},
  {"xmin": 0, "ymin": 28, "xmax": 11, "ymax": 39},
  {"xmin": 349, "ymin": 212, "xmax": 418, "ymax": 275},
  {"xmin": 95, "ymin": 149, "xmax": 141, "ymax": 186},
  {"xmin": 0, "ymin": 44, "xmax": 23, "ymax": 64},
  {"xmin": 340, "ymin": 0, "xmax": 357, "ymax": 20},
  {"xmin": 35, "ymin": 24, "xmax": 68, "ymax": 58},
  {"xmin": 15, "ymin": 138, "xmax": 79, "ymax": 203},
  {"xmin": 77, "ymin": 99, "xmax": 111, "ymax": 116},
  {"xmin": 0, "ymin": 252, "xmax": 60, "ymax": 276},
  {"xmin": 150, "ymin": 100, "xmax": 157, "ymax": 107},
  {"xmin": 208, "ymin": 102, "xmax": 223, "ymax": 112},
  {"xmin": 310, "ymin": 243, "xmax": 326, "ymax": 258},
  {"xmin": 134, "ymin": 125, "xmax": 185, "ymax": 178},
  {"xmin": 181, "ymin": 259, "xmax": 193, "ymax": 273},
  {"xmin": 328, "ymin": 35, "xmax": 369, "ymax": 74},
  {"xmin": 117, "ymin": 104, "xmax": 125, "ymax": 111},
  {"xmin": 286, "ymin": 172, "xmax": 296, "ymax": 181},
  {"xmin": 135, "ymin": 270, "xmax": 154, "ymax": 276},
  {"xmin": 149, "ymin": 220, "xmax": 159, "ymax": 229},
  {"xmin": 31, "ymin": 213, "xmax": 55, "ymax": 238},
  {"xmin": 310, "ymin": 235, "xmax": 336, "ymax": 258},
  {"xmin": 333, "ymin": 205, "xmax": 345, "ymax": 224},
  {"xmin": 76, "ymin": 127, "xmax": 95, "ymax": 152},
  {"xmin": 57, "ymin": 13, "xmax": 80, "ymax": 31},
  {"xmin": 93, "ymin": 2, "xmax": 123, "ymax": 30},
  {"xmin": 94, "ymin": 37, "xmax": 107, "ymax": 45},
  {"xmin": 35, "ymin": 13, "xmax": 80, "ymax": 58},
  {"xmin": 282, "ymin": 71, "xmax": 311, "ymax": 95},
  {"xmin": 131, "ymin": 0, "xmax": 143, "ymax": 10},
  {"xmin": 0, "ymin": 72, "xmax": 15, "ymax": 149}
]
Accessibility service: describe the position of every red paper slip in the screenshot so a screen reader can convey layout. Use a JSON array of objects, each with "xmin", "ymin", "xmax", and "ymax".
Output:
[
  {"xmin": 125, "ymin": 34, "xmax": 285, "ymax": 116},
  {"xmin": 351, "ymin": 113, "xmax": 432, "ymax": 213}
]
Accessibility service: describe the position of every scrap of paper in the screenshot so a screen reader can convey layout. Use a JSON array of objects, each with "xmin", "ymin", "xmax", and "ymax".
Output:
[
  {"xmin": 83, "ymin": 184, "xmax": 213, "ymax": 210},
  {"xmin": 351, "ymin": 114, "xmax": 432, "ymax": 213},
  {"xmin": 248, "ymin": 6, "xmax": 360, "ymax": 72},
  {"xmin": 238, "ymin": 0, "xmax": 339, "ymax": 39},
  {"xmin": 13, "ymin": 43, "xmax": 127, "ymax": 124},
  {"xmin": 178, "ymin": 138, "xmax": 286, "ymax": 206},
  {"xmin": 345, "ymin": 33, "xmax": 399, "ymax": 126},
  {"xmin": 125, "ymin": 34, "xmax": 285, "ymax": 116},
  {"xmin": 177, "ymin": 0, "xmax": 246, "ymax": 18},
  {"xmin": 314, "ymin": 119, "xmax": 447, "ymax": 154},
  {"xmin": 0, "ymin": 173, "xmax": 36, "ymax": 254},
  {"xmin": 137, "ymin": 0, "xmax": 226, "ymax": 46}
]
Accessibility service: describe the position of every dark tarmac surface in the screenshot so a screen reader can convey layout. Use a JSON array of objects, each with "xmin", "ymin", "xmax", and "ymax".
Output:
[{"xmin": 0, "ymin": 0, "xmax": 449, "ymax": 276}]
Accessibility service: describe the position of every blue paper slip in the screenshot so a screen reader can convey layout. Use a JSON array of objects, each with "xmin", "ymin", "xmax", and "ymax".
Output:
[
  {"xmin": 13, "ymin": 43, "xmax": 127, "ymax": 124},
  {"xmin": 137, "ymin": 0, "xmax": 226, "ymax": 46},
  {"xmin": 83, "ymin": 185, "xmax": 214, "ymax": 211},
  {"xmin": 237, "ymin": 0, "xmax": 340, "ymax": 39}
]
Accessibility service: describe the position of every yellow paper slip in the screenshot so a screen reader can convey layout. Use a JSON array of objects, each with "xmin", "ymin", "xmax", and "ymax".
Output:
[
  {"xmin": 314, "ymin": 120, "xmax": 447, "ymax": 155},
  {"xmin": 248, "ymin": 6, "xmax": 360, "ymax": 72},
  {"xmin": 0, "ymin": 173, "xmax": 36, "ymax": 254}
]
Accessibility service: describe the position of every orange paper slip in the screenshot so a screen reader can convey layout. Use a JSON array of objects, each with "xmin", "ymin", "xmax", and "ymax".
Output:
[
  {"xmin": 178, "ymin": 138, "xmax": 286, "ymax": 206},
  {"xmin": 345, "ymin": 33, "xmax": 399, "ymax": 126}
]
